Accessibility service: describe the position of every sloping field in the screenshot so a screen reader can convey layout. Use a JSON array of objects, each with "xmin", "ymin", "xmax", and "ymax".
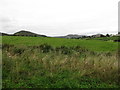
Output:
[{"xmin": 2, "ymin": 36, "xmax": 118, "ymax": 52}]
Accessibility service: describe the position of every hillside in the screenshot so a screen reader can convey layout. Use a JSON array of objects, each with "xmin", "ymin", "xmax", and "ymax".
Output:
[
  {"xmin": 13, "ymin": 30, "xmax": 47, "ymax": 37},
  {"xmin": 0, "ymin": 32, "xmax": 10, "ymax": 36},
  {"xmin": 54, "ymin": 34, "xmax": 87, "ymax": 39}
]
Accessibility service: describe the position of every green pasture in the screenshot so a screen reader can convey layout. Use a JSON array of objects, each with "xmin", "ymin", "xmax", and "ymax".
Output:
[
  {"xmin": 2, "ymin": 36, "xmax": 119, "ymax": 88},
  {"xmin": 2, "ymin": 36, "xmax": 118, "ymax": 52}
]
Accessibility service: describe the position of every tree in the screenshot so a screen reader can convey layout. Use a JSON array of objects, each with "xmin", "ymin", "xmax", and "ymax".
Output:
[{"xmin": 106, "ymin": 34, "xmax": 110, "ymax": 37}]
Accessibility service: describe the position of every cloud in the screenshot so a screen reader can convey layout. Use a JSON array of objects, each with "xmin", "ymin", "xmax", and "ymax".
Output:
[
  {"xmin": 0, "ymin": 0, "xmax": 118, "ymax": 36},
  {"xmin": 0, "ymin": 17, "xmax": 18, "ymax": 33}
]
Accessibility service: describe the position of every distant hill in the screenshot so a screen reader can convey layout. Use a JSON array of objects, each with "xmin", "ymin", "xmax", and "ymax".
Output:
[
  {"xmin": 55, "ymin": 34, "xmax": 87, "ymax": 39},
  {"xmin": 0, "ymin": 32, "xmax": 10, "ymax": 36},
  {"xmin": 1, "ymin": 30, "xmax": 118, "ymax": 38},
  {"xmin": 13, "ymin": 30, "xmax": 47, "ymax": 37},
  {"xmin": 91, "ymin": 34, "xmax": 105, "ymax": 38},
  {"xmin": 0, "ymin": 30, "xmax": 47, "ymax": 37},
  {"xmin": 66, "ymin": 34, "xmax": 87, "ymax": 39}
]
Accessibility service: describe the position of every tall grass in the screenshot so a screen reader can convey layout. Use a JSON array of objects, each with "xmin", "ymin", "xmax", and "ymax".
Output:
[{"xmin": 2, "ymin": 44, "xmax": 119, "ymax": 88}]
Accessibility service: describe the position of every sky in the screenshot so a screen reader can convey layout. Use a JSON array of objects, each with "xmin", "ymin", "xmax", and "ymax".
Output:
[{"xmin": 0, "ymin": 0, "xmax": 119, "ymax": 36}]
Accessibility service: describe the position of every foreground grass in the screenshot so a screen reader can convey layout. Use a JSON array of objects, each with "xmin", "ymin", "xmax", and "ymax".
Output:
[{"xmin": 2, "ymin": 44, "xmax": 119, "ymax": 88}]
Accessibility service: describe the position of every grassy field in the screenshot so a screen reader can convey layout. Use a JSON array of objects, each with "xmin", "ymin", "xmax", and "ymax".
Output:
[
  {"xmin": 2, "ymin": 36, "xmax": 118, "ymax": 52},
  {"xmin": 91, "ymin": 36, "xmax": 119, "ymax": 41},
  {"xmin": 2, "ymin": 36, "xmax": 119, "ymax": 88}
]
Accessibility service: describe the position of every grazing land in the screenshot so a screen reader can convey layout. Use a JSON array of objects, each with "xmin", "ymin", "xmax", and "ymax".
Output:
[
  {"xmin": 2, "ymin": 36, "xmax": 118, "ymax": 51},
  {"xmin": 2, "ymin": 36, "xmax": 119, "ymax": 88}
]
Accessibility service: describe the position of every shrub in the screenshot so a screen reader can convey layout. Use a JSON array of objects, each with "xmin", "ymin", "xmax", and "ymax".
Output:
[
  {"xmin": 2, "ymin": 44, "xmax": 14, "ymax": 50},
  {"xmin": 13, "ymin": 47, "xmax": 25, "ymax": 55},
  {"xmin": 39, "ymin": 44, "xmax": 53, "ymax": 53},
  {"xmin": 90, "ymin": 51, "xmax": 96, "ymax": 55},
  {"xmin": 105, "ymin": 52, "xmax": 112, "ymax": 56},
  {"xmin": 56, "ymin": 46, "xmax": 72, "ymax": 55}
]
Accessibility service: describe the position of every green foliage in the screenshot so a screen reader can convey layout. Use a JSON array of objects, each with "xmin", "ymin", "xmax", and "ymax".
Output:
[
  {"xmin": 2, "ymin": 44, "xmax": 14, "ymax": 50},
  {"xmin": 39, "ymin": 44, "xmax": 53, "ymax": 53},
  {"xmin": 55, "ymin": 46, "xmax": 72, "ymax": 55},
  {"xmin": 92, "ymin": 36, "xmax": 119, "ymax": 41},
  {"xmin": 12, "ymin": 47, "xmax": 25, "ymax": 55}
]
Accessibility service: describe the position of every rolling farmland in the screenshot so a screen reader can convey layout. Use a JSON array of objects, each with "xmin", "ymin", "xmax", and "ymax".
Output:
[{"xmin": 2, "ymin": 36, "xmax": 119, "ymax": 88}]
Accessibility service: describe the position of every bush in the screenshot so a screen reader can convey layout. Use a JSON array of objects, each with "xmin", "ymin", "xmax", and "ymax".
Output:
[
  {"xmin": 105, "ymin": 52, "xmax": 112, "ymax": 56},
  {"xmin": 55, "ymin": 46, "xmax": 72, "ymax": 55},
  {"xmin": 2, "ymin": 44, "xmax": 14, "ymax": 50},
  {"xmin": 13, "ymin": 47, "xmax": 25, "ymax": 55},
  {"xmin": 39, "ymin": 44, "xmax": 53, "ymax": 53}
]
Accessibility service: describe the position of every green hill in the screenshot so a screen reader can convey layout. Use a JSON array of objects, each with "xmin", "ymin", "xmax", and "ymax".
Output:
[{"xmin": 13, "ymin": 30, "xmax": 47, "ymax": 37}]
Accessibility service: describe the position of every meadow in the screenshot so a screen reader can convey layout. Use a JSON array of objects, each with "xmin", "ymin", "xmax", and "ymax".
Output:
[
  {"xmin": 2, "ymin": 36, "xmax": 118, "ymax": 52},
  {"xmin": 1, "ymin": 36, "xmax": 119, "ymax": 88}
]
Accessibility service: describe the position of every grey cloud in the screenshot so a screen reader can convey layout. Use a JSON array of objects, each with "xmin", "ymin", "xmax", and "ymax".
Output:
[
  {"xmin": 0, "ymin": 18, "xmax": 12, "ymax": 23},
  {"xmin": 0, "ymin": 17, "xmax": 17, "ymax": 33}
]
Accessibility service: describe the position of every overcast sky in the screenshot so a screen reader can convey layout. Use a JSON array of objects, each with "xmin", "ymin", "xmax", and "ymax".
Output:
[{"xmin": 0, "ymin": 0, "xmax": 119, "ymax": 36}]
